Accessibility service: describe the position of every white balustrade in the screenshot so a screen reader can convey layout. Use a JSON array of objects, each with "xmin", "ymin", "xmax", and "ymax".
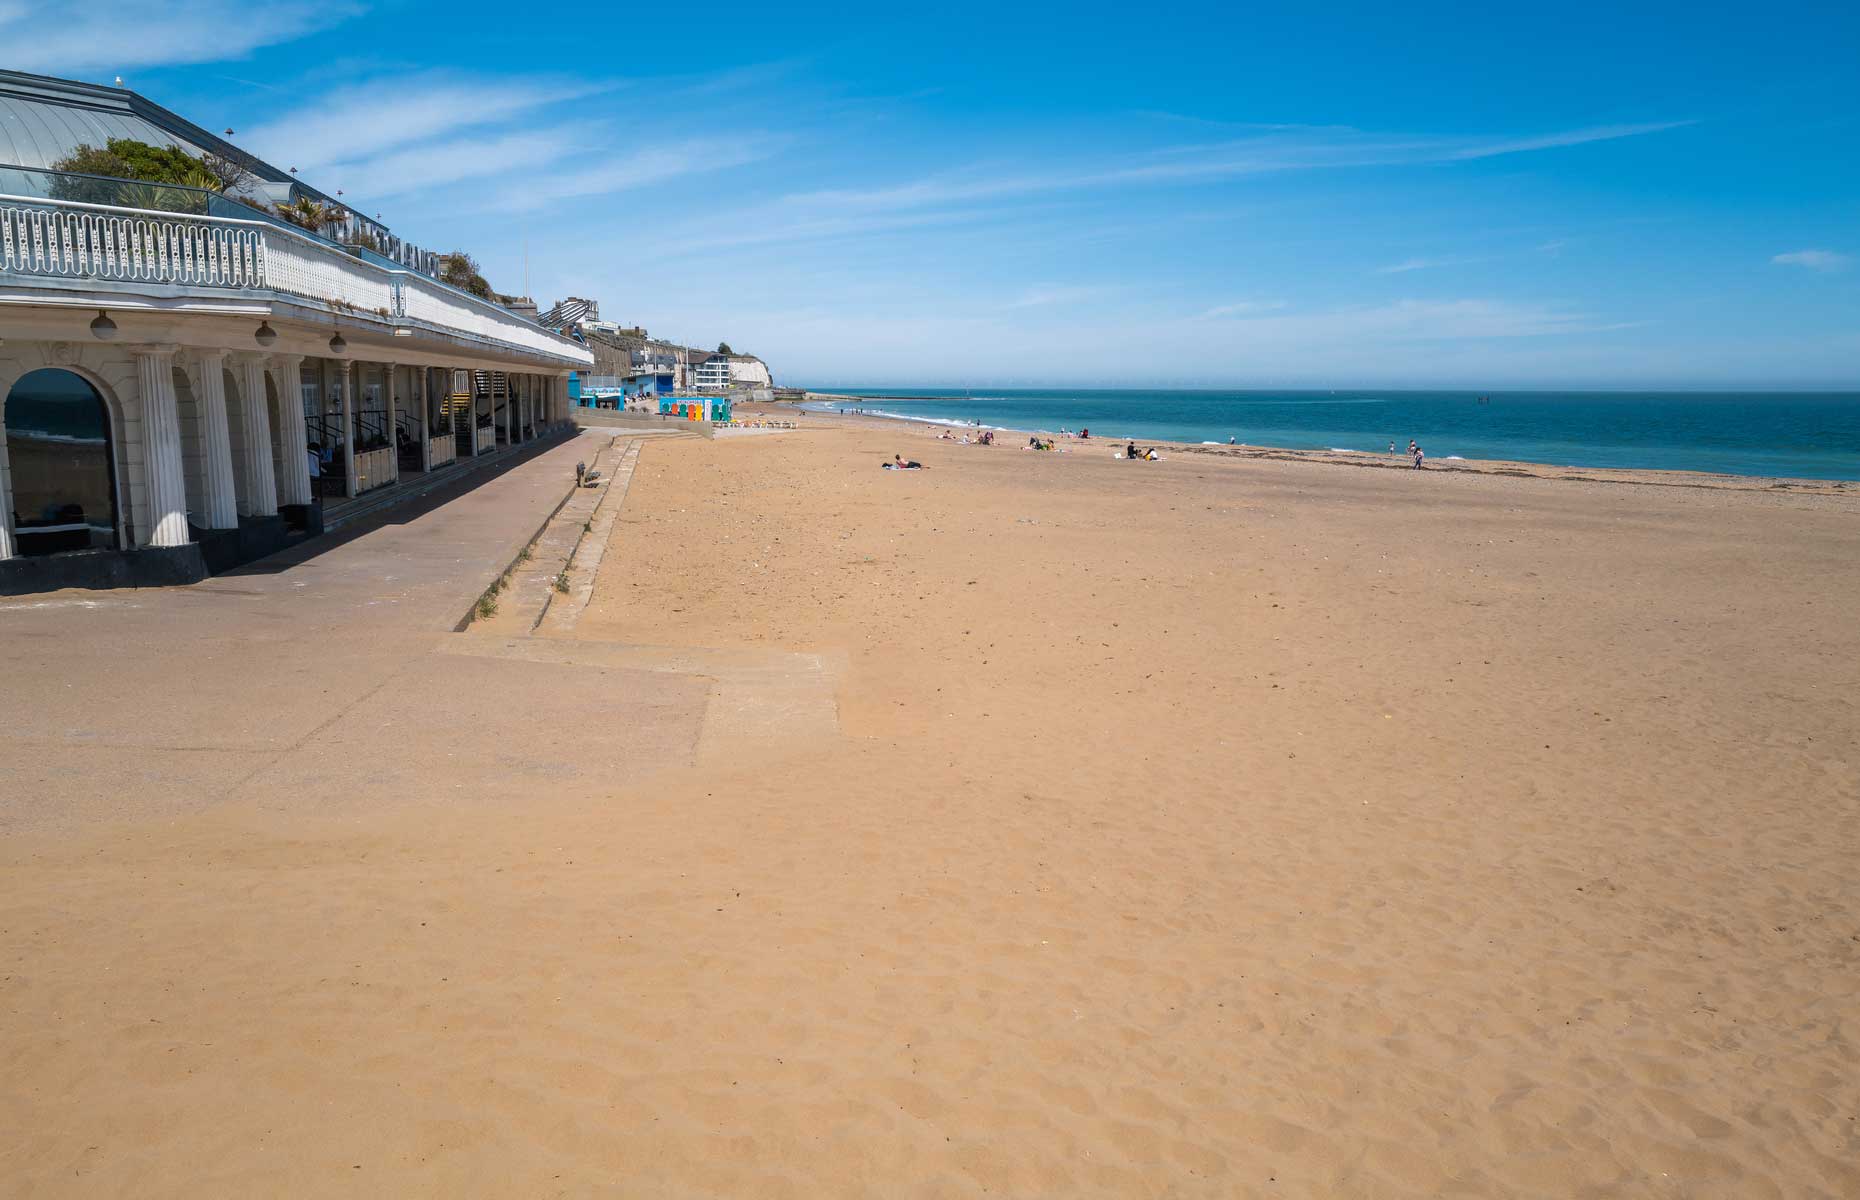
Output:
[
  {"xmin": 264, "ymin": 233, "xmax": 396, "ymax": 316},
  {"xmin": 1, "ymin": 199, "xmax": 262, "ymax": 286},
  {"xmin": 0, "ymin": 194, "xmax": 590, "ymax": 366},
  {"xmin": 398, "ymin": 274, "xmax": 584, "ymax": 358}
]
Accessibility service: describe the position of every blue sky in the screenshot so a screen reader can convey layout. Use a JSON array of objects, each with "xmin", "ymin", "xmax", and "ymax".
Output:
[{"xmin": 8, "ymin": 0, "xmax": 1857, "ymax": 387}]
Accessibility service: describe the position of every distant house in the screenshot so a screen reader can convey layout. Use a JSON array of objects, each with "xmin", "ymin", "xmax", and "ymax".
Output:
[{"xmin": 691, "ymin": 354, "xmax": 733, "ymax": 390}]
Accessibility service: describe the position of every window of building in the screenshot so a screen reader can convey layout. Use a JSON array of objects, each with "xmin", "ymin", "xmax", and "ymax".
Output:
[{"xmin": 4, "ymin": 368, "xmax": 119, "ymax": 555}]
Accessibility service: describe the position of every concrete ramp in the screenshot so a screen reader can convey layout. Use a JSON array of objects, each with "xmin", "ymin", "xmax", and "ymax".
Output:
[{"xmin": 441, "ymin": 637, "xmax": 842, "ymax": 763}]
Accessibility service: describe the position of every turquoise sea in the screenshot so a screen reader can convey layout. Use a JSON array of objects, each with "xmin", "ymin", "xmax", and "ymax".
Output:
[{"xmin": 802, "ymin": 388, "xmax": 1860, "ymax": 481}]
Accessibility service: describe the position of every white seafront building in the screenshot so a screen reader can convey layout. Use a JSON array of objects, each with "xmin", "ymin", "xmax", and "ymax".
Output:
[{"xmin": 0, "ymin": 71, "xmax": 593, "ymax": 593}]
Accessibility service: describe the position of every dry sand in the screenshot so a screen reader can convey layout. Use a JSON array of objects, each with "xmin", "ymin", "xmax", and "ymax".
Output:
[{"xmin": 3, "ymin": 415, "xmax": 1857, "ymax": 1197}]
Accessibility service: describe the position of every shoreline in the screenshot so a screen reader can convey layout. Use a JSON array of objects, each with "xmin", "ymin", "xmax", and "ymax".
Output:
[{"xmin": 788, "ymin": 395, "xmax": 1857, "ymax": 494}]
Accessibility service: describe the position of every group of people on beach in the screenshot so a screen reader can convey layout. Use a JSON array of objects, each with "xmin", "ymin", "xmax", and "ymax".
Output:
[{"xmin": 920, "ymin": 422, "xmax": 1425, "ymax": 468}]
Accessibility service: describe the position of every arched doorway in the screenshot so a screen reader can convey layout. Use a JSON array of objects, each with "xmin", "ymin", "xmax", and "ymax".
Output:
[{"xmin": 3, "ymin": 368, "xmax": 120, "ymax": 556}]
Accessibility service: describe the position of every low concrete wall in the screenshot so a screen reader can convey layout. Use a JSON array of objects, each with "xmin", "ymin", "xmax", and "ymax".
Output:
[
  {"xmin": 0, "ymin": 543, "xmax": 207, "ymax": 595},
  {"xmin": 571, "ymin": 410, "xmax": 714, "ymax": 438}
]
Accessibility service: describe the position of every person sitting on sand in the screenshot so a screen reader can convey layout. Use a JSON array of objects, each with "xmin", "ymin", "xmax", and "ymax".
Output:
[
  {"xmin": 1079, "ymin": 428, "xmax": 1090, "ymax": 439},
  {"xmin": 886, "ymin": 454, "xmax": 924, "ymax": 470}
]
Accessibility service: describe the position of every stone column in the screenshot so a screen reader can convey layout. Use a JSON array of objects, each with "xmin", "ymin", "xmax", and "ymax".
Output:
[
  {"xmin": 0, "ymin": 421, "xmax": 15, "ymax": 560},
  {"xmin": 470, "ymin": 372, "xmax": 483, "ymax": 457},
  {"xmin": 273, "ymin": 354, "xmax": 312, "ymax": 507},
  {"xmin": 137, "ymin": 346, "xmax": 191, "ymax": 548},
  {"xmin": 342, "ymin": 359, "xmax": 357, "ymax": 498},
  {"xmin": 237, "ymin": 355, "xmax": 279, "ymax": 517},
  {"xmin": 193, "ymin": 351, "xmax": 239, "ymax": 530},
  {"xmin": 416, "ymin": 366, "xmax": 430, "ymax": 472},
  {"xmin": 385, "ymin": 363, "xmax": 399, "ymax": 483}
]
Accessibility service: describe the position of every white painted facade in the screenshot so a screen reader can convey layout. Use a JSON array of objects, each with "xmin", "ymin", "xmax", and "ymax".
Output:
[
  {"xmin": 0, "ymin": 193, "xmax": 591, "ymax": 582},
  {"xmin": 692, "ymin": 356, "xmax": 732, "ymax": 390}
]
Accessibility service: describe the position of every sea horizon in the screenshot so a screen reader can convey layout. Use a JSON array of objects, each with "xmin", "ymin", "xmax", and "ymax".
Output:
[{"xmin": 796, "ymin": 387, "xmax": 1860, "ymax": 481}]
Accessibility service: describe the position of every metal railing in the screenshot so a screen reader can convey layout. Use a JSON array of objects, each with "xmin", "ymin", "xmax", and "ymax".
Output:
[{"xmin": 0, "ymin": 193, "xmax": 591, "ymax": 366}]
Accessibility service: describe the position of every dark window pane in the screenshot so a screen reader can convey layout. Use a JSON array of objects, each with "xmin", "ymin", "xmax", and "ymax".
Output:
[{"xmin": 6, "ymin": 368, "xmax": 118, "ymax": 555}]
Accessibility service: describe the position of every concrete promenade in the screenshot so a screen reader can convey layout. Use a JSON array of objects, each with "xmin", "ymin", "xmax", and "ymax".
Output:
[{"xmin": 0, "ymin": 427, "xmax": 704, "ymax": 835}]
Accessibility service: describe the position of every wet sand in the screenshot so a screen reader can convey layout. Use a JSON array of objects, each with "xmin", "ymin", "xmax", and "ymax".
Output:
[{"xmin": 2, "ymin": 415, "xmax": 1856, "ymax": 1196}]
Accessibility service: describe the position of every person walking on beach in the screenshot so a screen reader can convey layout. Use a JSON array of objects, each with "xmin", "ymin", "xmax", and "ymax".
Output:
[{"xmin": 1412, "ymin": 444, "xmax": 1426, "ymax": 469}]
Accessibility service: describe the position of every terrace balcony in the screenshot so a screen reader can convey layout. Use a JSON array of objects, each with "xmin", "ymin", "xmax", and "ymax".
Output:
[{"xmin": 0, "ymin": 168, "xmax": 590, "ymax": 369}]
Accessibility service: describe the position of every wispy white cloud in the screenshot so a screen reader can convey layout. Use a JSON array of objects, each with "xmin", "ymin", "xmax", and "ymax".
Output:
[
  {"xmin": 0, "ymin": 0, "xmax": 361, "ymax": 74},
  {"xmin": 788, "ymin": 121, "xmax": 1689, "ymax": 213},
  {"xmin": 613, "ymin": 200, "xmax": 989, "ymax": 261},
  {"xmin": 488, "ymin": 136, "xmax": 782, "ymax": 212},
  {"xmin": 1771, "ymin": 248, "xmax": 1850, "ymax": 272},
  {"xmin": 1436, "ymin": 122, "xmax": 1692, "ymax": 159},
  {"xmin": 1199, "ymin": 299, "xmax": 1289, "ymax": 318},
  {"xmin": 1376, "ymin": 256, "xmax": 1484, "ymax": 275},
  {"xmin": 1225, "ymin": 298, "xmax": 1634, "ymax": 342},
  {"xmin": 241, "ymin": 73, "xmax": 590, "ymax": 172},
  {"xmin": 324, "ymin": 130, "xmax": 582, "ymax": 198},
  {"xmin": 1004, "ymin": 284, "xmax": 1110, "ymax": 309}
]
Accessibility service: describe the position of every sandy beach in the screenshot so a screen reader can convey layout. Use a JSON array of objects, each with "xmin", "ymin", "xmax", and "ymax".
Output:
[{"xmin": 3, "ymin": 413, "xmax": 1857, "ymax": 1197}]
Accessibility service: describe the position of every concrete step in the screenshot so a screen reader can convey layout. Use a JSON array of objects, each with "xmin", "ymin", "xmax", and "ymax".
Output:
[{"xmin": 464, "ymin": 434, "xmax": 639, "ymax": 635}]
